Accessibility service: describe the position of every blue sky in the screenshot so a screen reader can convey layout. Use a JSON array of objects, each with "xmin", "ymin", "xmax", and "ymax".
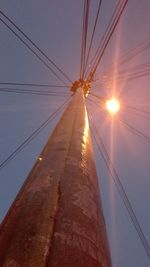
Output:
[{"xmin": 0, "ymin": 1, "xmax": 150, "ymax": 266}]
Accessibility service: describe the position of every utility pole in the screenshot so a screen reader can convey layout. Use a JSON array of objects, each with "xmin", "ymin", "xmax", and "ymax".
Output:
[{"xmin": 0, "ymin": 89, "xmax": 112, "ymax": 267}]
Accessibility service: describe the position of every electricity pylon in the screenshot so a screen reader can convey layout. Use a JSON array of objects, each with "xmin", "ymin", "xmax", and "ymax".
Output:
[{"xmin": 0, "ymin": 89, "xmax": 112, "ymax": 267}]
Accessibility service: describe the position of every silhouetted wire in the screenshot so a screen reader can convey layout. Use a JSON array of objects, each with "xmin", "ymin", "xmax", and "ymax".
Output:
[
  {"xmin": 88, "ymin": 94, "xmax": 150, "ymax": 141},
  {"xmin": 100, "ymin": 39, "xmax": 150, "ymax": 78},
  {"xmin": 89, "ymin": 90, "xmax": 150, "ymax": 122},
  {"xmin": 0, "ymin": 10, "xmax": 72, "ymax": 84},
  {"xmin": 109, "ymin": 62, "xmax": 150, "ymax": 77},
  {"xmin": 80, "ymin": 0, "xmax": 90, "ymax": 79},
  {"xmin": 0, "ymin": 82, "xmax": 69, "ymax": 88},
  {"xmin": 86, "ymin": 0, "xmax": 125, "ymax": 77},
  {"xmin": 88, "ymin": 110, "xmax": 150, "ymax": 260},
  {"xmin": 126, "ymin": 105, "xmax": 150, "ymax": 117},
  {"xmin": 87, "ymin": 93, "xmax": 150, "ymax": 147},
  {"xmin": 88, "ymin": 0, "xmax": 128, "ymax": 80},
  {"xmin": 80, "ymin": 0, "xmax": 87, "ymax": 78},
  {"xmin": 83, "ymin": 0, "xmax": 90, "ymax": 76},
  {"xmin": 106, "ymin": 64, "xmax": 150, "ymax": 84},
  {"xmin": 91, "ymin": 0, "xmax": 128, "ymax": 76},
  {"xmin": 124, "ymin": 108, "xmax": 150, "ymax": 121},
  {"xmin": 118, "ymin": 116, "xmax": 150, "ymax": 144},
  {"xmin": 89, "ymin": 91, "xmax": 105, "ymax": 103},
  {"xmin": 84, "ymin": 0, "xmax": 102, "ymax": 76},
  {"xmin": 86, "ymin": 97, "xmax": 101, "ymax": 106},
  {"xmin": 112, "ymin": 70, "xmax": 150, "ymax": 83},
  {"xmin": 0, "ymin": 97, "xmax": 71, "ymax": 171},
  {"xmin": 0, "ymin": 17, "xmax": 68, "ymax": 86},
  {"xmin": 0, "ymin": 88, "xmax": 70, "ymax": 96},
  {"xmin": 86, "ymin": 0, "xmax": 122, "ymax": 74}
]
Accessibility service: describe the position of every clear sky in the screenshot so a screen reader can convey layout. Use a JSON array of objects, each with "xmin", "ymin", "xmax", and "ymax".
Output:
[{"xmin": 0, "ymin": 1, "xmax": 150, "ymax": 267}]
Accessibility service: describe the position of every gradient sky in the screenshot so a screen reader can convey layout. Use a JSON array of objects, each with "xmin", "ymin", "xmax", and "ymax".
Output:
[{"xmin": 0, "ymin": 1, "xmax": 150, "ymax": 266}]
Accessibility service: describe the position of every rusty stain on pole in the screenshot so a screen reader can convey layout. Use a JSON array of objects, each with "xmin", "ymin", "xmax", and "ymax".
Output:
[{"xmin": 0, "ymin": 89, "xmax": 112, "ymax": 267}]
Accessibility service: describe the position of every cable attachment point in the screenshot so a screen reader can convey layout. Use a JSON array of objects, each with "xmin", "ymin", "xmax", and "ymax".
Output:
[{"xmin": 70, "ymin": 78, "xmax": 91, "ymax": 97}]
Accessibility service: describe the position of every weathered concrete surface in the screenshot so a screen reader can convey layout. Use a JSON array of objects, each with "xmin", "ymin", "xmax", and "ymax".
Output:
[{"xmin": 0, "ymin": 89, "xmax": 112, "ymax": 267}]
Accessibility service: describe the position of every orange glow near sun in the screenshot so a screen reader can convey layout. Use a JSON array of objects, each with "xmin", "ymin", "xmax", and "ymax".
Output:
[{"xmin": 105, "ymin": 98, "xmax": 120, "ymax": 115}]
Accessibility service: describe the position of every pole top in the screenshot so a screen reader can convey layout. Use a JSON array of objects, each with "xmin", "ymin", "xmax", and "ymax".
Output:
[{"xmin": 70, "ymin": 78, "xmax": 91, "ymax": 97}]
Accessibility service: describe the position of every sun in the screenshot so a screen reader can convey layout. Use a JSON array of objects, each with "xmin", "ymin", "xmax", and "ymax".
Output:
[{"xmin": 105, "ymin": 98, "xmax": 120, "ymax": 115}]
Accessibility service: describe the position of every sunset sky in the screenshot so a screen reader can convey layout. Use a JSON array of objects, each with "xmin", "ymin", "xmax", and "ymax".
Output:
[{"xmin": 0, "ymin": 1, "xmax": 150, "ymax": 266}]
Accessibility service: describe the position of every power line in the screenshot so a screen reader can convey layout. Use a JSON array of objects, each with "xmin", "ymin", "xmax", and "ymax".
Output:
[
  {"xmin": 87, "ymin": 93, "xmax": 150, "ymax": 144},
  {"xmin": 86, "ymin": 96, "xmax": 101, "ymax": 107},
  {"xmin": 88, "ymin": 0, "xmax": 128, "ymax": 80},
  {"xmin": 0, "ymin": 88, "xmax": 70, "ymax": 97},
  {"xmin": 80, "ymin": 0, "xmax": 87, "ymax": 79},
  {"xmin": 80, "ymin": 0, "xmax": 90, "ymax": 79},
  {"xmin": 118, "ymin": 116, "xmax": 150, "ymax": 144},
  {"xmin": 113, "ymin": 71, "xmax": 150, "ymax": 83},
  {"xmin": 99, "ymin": 38, "xmax": 150, "ymax": 79},
  {"xmin": 88, "ymin": 112, "xmax": 150, "ymax": 260},
  {"xmin": 126, "ymin": 105, "xmax": 150, "ymax": 118},
  {"xmin": 111, "ymin": 62, "xmax": 150, "ymax": 77},
  {"xmin": 88, "ymin": 94, "xmax": 150, "ymax": 143},
  {"xmin": 84, "ymin": 0, "xmax": 102, "ymax": 76},
  {"xmin": 0, "ymin": 18, "xmax": 68, "ymax": 86},
  {"xmin": 88, "ymin": 0, "xmax": 123, "ymax": 68},
  {"xmin": 0, "ymin": 82, "xmax": 69, "ymax": 88},
  {"xmin": 89, "ymin": 91, "xmax": 105, "ymax": 103},
  {"xmin": 0, "ymin": 10, "xmax": 72, "ymax": 84},
  {"xmin": 106, "ymin": 64, "xmax": 150, "ymax": 84},
  {"xmin": 0, "ymin": 97, "xmax": 71, "ymax": 171},
  {"xmin": 91, "ymin": 0, "xmax": 128, "ymax": 77},
  {"xmin": 89, "ymin": 91, "xmax": 150, "ymax": 121},
  {"xmin": 123, "ymin": 106, "xmax": 150, "ymax": 121}
]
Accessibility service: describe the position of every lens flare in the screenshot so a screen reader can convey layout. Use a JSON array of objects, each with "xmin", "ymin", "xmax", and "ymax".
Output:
[{"xmin": 105, "ymin": 98, "xmax": 120, "ymax": 115}]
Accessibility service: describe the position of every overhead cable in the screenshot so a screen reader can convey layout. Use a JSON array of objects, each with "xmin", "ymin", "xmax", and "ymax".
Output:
[
  {"xmin": 84, "ymin": 0, "xmax": 102, "ymax": 76},
  {"xmin": 0, "ymin": 97, "xmax": 71, "ymax": 171},
  {"xmin": 0, "ymin": 15, "xmax": 70, "ymax": 85},
  {"xmin": 0, "ymin": 88, "xmax": 70, "ymax": 96},
  {"xmin": 88, "ymin": 112, "xmax": 150, "ymax": 260},
  {"xmin": 80, "ymin": 0, "xmax": 90, "ymax": 79},
  {"xmin": 88, "ymin": 0, "xmax": 128, "ymax": 80},
  {"xmin": 0, "ymin": 82, "xmax": 69, "ymax": 88}
]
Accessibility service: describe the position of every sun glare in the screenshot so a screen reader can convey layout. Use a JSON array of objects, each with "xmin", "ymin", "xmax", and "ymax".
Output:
[{"xmin": 105, "ymin": 98, "xmax": 120, "ymax": 115}]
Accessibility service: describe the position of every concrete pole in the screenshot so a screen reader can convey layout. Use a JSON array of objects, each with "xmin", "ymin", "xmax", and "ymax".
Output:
[{"xmin": 0, "ymin": 89, "xmax": 112, "ymax": 267}]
